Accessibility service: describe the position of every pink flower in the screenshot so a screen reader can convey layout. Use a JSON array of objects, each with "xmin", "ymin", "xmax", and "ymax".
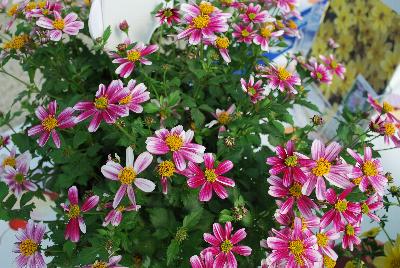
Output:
[
  {"xmin": 190, "ymin": 251, "xmax": 214, "ymax": 268},
  {"xmin": 145, "ymin": 125, "xmax": 205, "ymax": 171},
  {"xmin": 111, "ymin": 40, "xmax": 158, "ymax": 78},
  {"xmin": 347, "ymin": 147, "xmax": 388, "ymax": 196},
  {"xmin": 275, "ymin": 0, "xmax": 298, "ymax": 12},
  {"xmin": 3, "ymin": 151, "xmax": 37, "ymax": 197},
  {"xmin": 266, "ymin": 217, "xmax": 321, "ymax": 267},
  {"xmin": 340, "ymin": 222, "xmax": 361, "ymax": 251},
  {"xmin": 320, "ymin": 188, "xmax": 361, "ymax": 230},
  {"xmin": 61, "ymin": 186, "xmax": 99, "ymax": 242},
  {"xmin": 84, "ymin": 255, "xmax": 127, "ymax": 268},
  {"xmin": 156, "ymin": 7, "xmax": 180, "ymax": 26},
  {"xmin": 371, "ymin": 116, "xmax": 400, "ymax": 146},
  {"xmin": 266, "ymin": 140, "xmax": 308, "ymax": 187},
  {"xmin": 26, "ymin": 1, "xmax": 62, "ymax": 18},
  {"xmin": 315, "ymin": 228, "xmax": 340, "ymax": 261},
  {"xmin": 205, "ymin": 36, "xmax": 231, "ymax": 63},
  {"xmin": 309, "ymin": 62, "xmax": 332, "ymax": 84},
  {"xmin": 28, "ymin": 100, "xmax": 75, "ymax": 148},
  {"xmin": 240, "ymin": 3, "xmax": 273, "ymax": 24},
  {"xmin": 320, "ymin": 54, "xmax": 346, "ymax": 80},
  {"xmin": 207, "ymin": 104, "xmax": 236, "ymax": 132},
  {"xmin": 177, "ymin": 2, "xmax": 231, "ymax": 45},
  {"xmin": 103, "ymin": 203, "xmax": 141, "ymax": 227},
  {"xmin": 232, "ymin": 24, "xmax": 255, "ymax": 44},
  {"xmin": 74, "ymin": 80, "xmax": 130, "ymax": 132},
  {"xmin": 240, "ymin": 75, "xmax": 265, "ymax": 103},
  {"xmin": 262, "ymin": 62, "xmax": 301, "ymax": 94},
  {"xmin": 301, "ymin": 139, "xmax": 353, "ymax": 200},
  {"xmin": 119, "ymin": 79, "xmax": 150, "ymax": 113},
  {"xmin": 368, "ymin": 94, "xmax": 400, "ymax": 123},
  {"xmin": 202, "ymin": 222, "xmax": 252, "ymax": 268},
  {"xmin": 184, "ymin": 153, "xmax": 235, "ymax": 202},
  {"xmin": 267, "ymin": 175, "xmax": 318, "ymax": 218},
  {"xmin": 359, "ymin": 194, "xmax": 383, "ymax": 222},
  {"xmin": 157, "ymin": 160, "xmax": 185, "ymax": 194},
  {"xmin": 101, "ymin": 147, "xmax": 155, "ymax": 208},
  {"xmin": 36, "ymin": 11, "xmax": 84, "ymax": 41},
  {"xmin": 0, "ymin": 148, "xmax": 30, "ymax": 174},
  {"xmin": 0, "ymin": 134, "xmax": 10, "ymax": 148},
  {"xmin": 253, "ymin": 24, "xmax": 284, "ymax": 51},
  {"xmin": 14, "ymin": 220, "xmax": 46, "ymax": 268}
]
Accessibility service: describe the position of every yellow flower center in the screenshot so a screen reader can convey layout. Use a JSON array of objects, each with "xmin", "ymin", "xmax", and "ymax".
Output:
[
  {"xmin": 19, "ymin": 239, "xmax": 38, "ymax": 256},
  {"xmin": 382, "ymin": 101, "xmax": 394, "ymax": 113},
  {"xmin": 163, "ymin": 9, "xmax": 173, "ymax": 18},
  {"xmin": 220, "ymin": 239, "xmax": 233, "ymax": 253},
  {"xmin": 215, "ymin": 37, "xmax": 229, "ymax": 49},
  {"xmin": 316, "ymin": 72, "xmax": 323, "ymax": 80},
  {"xmin": 116, "ymin": 205, "xmax": 125, "ymax": 212},
  {"xmin": 289, "ymin": 182, "xmax": 302, "ymax": 198},
  {"xmin": 335, "ymin": 199, "xmax": 348, "ymax": 212},
  {"xmin": 260, "ymin": 27, "xmax": 272, "ymax": 38},
  {"xmin": 42, "ymin": 115, "xmax": 58, "ymax": 132},
  {"xmin": 94, "ymin": 96, "xmax": 109, "ymax": 110},
  {"xmin": 199, "ymin": 2, "xmax": 214, "ymax": 15},
  {"xmin": 384, "ymin": 123, "xmax": 396, "ymax": 136},
  {"xmin": 3, "ymin": 156, "xmax": 16, "ymax": 168},
  {"xmin": 316, "ymin": 233, "xmax": 328, "ymax": 247},
  {"xmin": 277, "ymin": 67, "xmax": 291, "ymax": 81},
  {"xmin": 127, "ymin": 50, "xmax": 141, "ymax": 62},
  {"xmin": 323, "ymin": 255, "xmax": 336, "ymax": 268},
  {"xmin": 312, "ymin": 158, "xmax": 331, "ymax": 177},
  {"xmin": 352, "ymin": 177, "xmax": 362, "ymax": 185},
  {"xmin": 330, "ymin": 60, "xmax": 338, "ymax": 69},
  {"xmin": 3, "ymin": 35, "xmax": 29, "ymax": 50},
  {"xmin": 362, "ymin": 160, "xmax": 378, "ymax": 176},
  {"xmin": 25, "ymin": 2, "xmax": 37, "ymax": 11},
  {"xmin": 53, "ymin": 18, "xmax": 65, "ymax": 30},
  {"xmin": 165, "ymin": 134, "xmax": 184, "ymax": 152},
  {"xmin": 248, "ymin": 13, "xmax": 256, "ymax": 21},
  {"xmin": 217, "ymin": 111, "xmax": 231, "ymax": 125},
  {"xmin": 241, "ymin": 29, "xmax": 250, "ymax": 37},
  {"xmin": 276, "ymin": 20, "xmax": 285, "ymax": 29},
  {"xmin": 284, "ymin": 155, "xmax": 298, "ymax": 167},
  {"xmin": 192, "ymin": 15, "xmax": 210, "ymax": 29},
  {"xmin": 361, "ymin": 203, "xmax": 369, "ymax": 214},
  {"xmin": 92, "ymin": 261, "xmax": 107, "ymax": 268},
  {"xmin": 287, "ymin": 20, "xmax": 297, "ymax": 29},
  {"xmin": 68, "ymin": 204, "xmax": 80, "ymax": 219},
  {"xmin": 118, "ymin": 167, "xmax": 137, "ymax": 184},
  {"xmin": 7, "ymin": 4, "xmax": 19, "ymax": 17},
  {"xmin": 345, "ymin": 224, "xmax": 355, "ymax": 236},
  {"xmin": 38, "ymin": 1, "xmax": 47, "ymax": 9},
  {"xmin": 204, "ymin": 169, "xmax": 217, "ymax": 183},
  {"xmin": 119, "ymin": 95, "xmax": 132, "ymax": 105},
  {"xmin": 158, "ymin": 160, "xmax": 176, "ymax": 177},
  {"xmin": 247, "ymin": 87, "xmax": 256, "ymax": 96},
  {"xmin": 289, "ymin": 240, "xmax": 305, "ymax": 265},
  {"xmin": 15, "ymin": 173, "xmax": 25, "ymax": 184}
]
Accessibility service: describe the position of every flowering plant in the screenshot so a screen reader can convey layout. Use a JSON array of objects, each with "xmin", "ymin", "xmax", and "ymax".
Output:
[{"xmin": 0, "ymin": 0, "xmax": 399, "ymax": 267}]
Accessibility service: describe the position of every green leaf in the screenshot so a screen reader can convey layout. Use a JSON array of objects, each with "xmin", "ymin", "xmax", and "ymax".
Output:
[
  {"xmin": 0, "ymin": 182, "xmax": 8, "ymax": 201},
  {"xmin": 191, "ymin": 108, "xmax": 205, "ymax": 127},
  {"xmin": 166, "ymin": 240, "xmax": 180, "ymax": 265},
  {"xmin": 182, "ymin": 209, "xmax": 203, "ymax": 229},
  {"xmin": 167, "ymin": 90, "xmax": 181, "ymax": 106},
  {"xmin": 149, "ymin": 207, "xmax": 169, "ymax": 228},
  {"xmin": 102, "ymin": 26, "xmax": 112, "ymax": 43},
  {"xmin": 20, "ymin": 191, "xmax": 35, "ymax": 207},
  {"xmin": 73, "ymin": 131, "xmax": 90, "ymax": 148},
  {"xmin": 63, "ymin": 241, "xmax": 76, "ymax": 256},
  {"xmin": 144, "ymin": 102, "xmax": 159, "ymax": 113}
]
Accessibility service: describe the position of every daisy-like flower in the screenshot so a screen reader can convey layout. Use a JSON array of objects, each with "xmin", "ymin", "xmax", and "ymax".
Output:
[
  {"xmin": 0, "ymin": 134, "xmax": 10, "ymax": 148},
  {"xmin": 320, "ymin": 188, "xmax": 361, "ymax": 230},
  {"xmin": 190, "ymin": 251, "xmax": 214, "ymax": 268},
  {"xmin": 368, "ymin": 94, "xmax": 400, "ymax": 123},
  {"xmin": 308, "ymin": 62, "xmax": 332, "ymax": 84},
  {"xmin": 282, "ymin": 19, "xmax": 300, "ymax": 37},
  {"xmin": 28, "ymin": 100, "xmax": 75, "ymax": 148},
  {"xmin": 267, "ymin": 175, "xmax": 318, "ymax": 218},
  {"xmin": 232, "ymin": 24, "xmax": 255, "ymax": 44},
  {"xmin": 202, "ymin": 222, "xmax": 252, "ymax": 268},
  {"xmin": 240, "ymin": 75, "xmax": 265, "ymax": 104},
  {"xmin": 3, "ymin": 152, "xmax": 37, "ymax": 197},
  {"xmin": 262, "ymin": 62, "xmax": 301, "ymax": 94},
  {"xmin": 320, "ymin": 54, "xmax": 346, "ymax": 80},
  {"xmin": 61, "ymin": 186, "xmax": 99, "ymax": 242},
  {"xmin": 240, "ymin": 3, "xmax": 272, "ymax": 24},
  {"xmin": 372, "ymin": 116, "xmax": 400, "ymax": 146},
  {"xmin": 315, "ymin": 228, "xmax": 340, "ymax": 261},
  {"xmin": 84, "ymin": 255, "xmax": 127, "ymax": 268},
  {"xmin": 266, "ymin": 217, "xmax": 321, "ymax": 267},
  {"xmin": 118, "ymin": 79, "xmax": 150, "ymax": 113},
  {"xmin": 156, "ymin": 7, "xmax": 180, "ymax": 26},
  {"xmin": 26, "ymin": 1, "xmax": 62, "ymax": 18},
  {"xmin": 253, "ymin": 24, "xmax": 284, "ymax": 51},
  {"xmin": 373, "ymin": 235, "xmax": 400, "ymax": 268},
  {"xmin": 0, "ymin": 148, "xmax": 30, "ymax": 174},
  {"xmin": 111, "ymin": 40, "xmax": 159, "ymax": 78},
  {"xmin": 157, "ymin": 160, "xmax": 179, "ymax": 194},
  {"xmin": 103, "ymin": 203, "xmax": 141, "ymax": 227},
  {"xmin": 347, "ymin": 147, "xmax": 388, "ymax": 195},
  {"xmin": 340, "ymin": 222, "xmax": 361, "ymax": 251},
  {"xmin": 359, "ymin": 194, "xmax": 383, "ymax": 222},
  {"xmin": 177, "ymin": 2, "xmax": 231, "ymax": 45},
  {"xmin": 101, "ymin": 147, "xmax": 155, "ymax": 208},
  {"xmin": 74, "ymin": 80, "xmax": 130, "ymax": 132},
  {"xmin": 301, "ymin": 139, "xmax": 353, "ymax": 201},
  {"xmin": 275, "ymin": 0, "xmax": 298, "ymax": 12},
  {"xmin": 14, "ymin": 220, "xmax": 46, "ymax": 268},
  {"xmin": 208, "ymin": 36, "xmax": 231, "ymax": 63},
  {"xmin": 184, "ymin": 153, "xmax": 235, "ymax": 202},
  {"xmin": 36, "ymin": 11, "xmax": 84, "ymax": 41},
  {"xmin": 266, "ymin": 140, "xmax": 308, "ymax": 187},
  {"xmin": 207, "ymin": 104, "xmax": 235, "ymax": 132},
  {"xmin": 146, "ymin": 125, "xmax": 205, "ymax": 171}
]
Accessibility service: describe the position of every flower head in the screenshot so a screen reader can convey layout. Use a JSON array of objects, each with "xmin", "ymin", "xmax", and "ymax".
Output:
[
  {"xmin": 119, "ymin": 79, "xmax": 150, "ymax": 113},
  {"xmin": 359, "ymin": 194, "xmax": 383, "ymax": 222},
  {"xmin": 0, "ymin": 134, "xmax": 10, "ymax": 148},
  {"xmin": 373, "ymin": 235, "xmax": 400, "ymax": 268},
  {"xmin": 207, "ymin": 104, "xmax": 236, "ymax": 132},
  {"xmin": 84, "ymin": 255, "xmax": 127, "ymax": 268},
  {"xmin": 26, "ymin": 1, "xmax": 62, "ymax": 18},
  {"xmin": 240, "ymin": 3, "xmax": 273, "ymax": 24},
  {"xmin": 315, "ymin": 228, "xmax": 340, "ymax": 261},
  {"xmin": 340, "ymin": 222, "xmax": 361, "ymax": 251},
  {"xmin": 156, "ymin": 7, "xmax": 180, "ymax": 26},
  {"xmin": 190, "ymin": 251, "xmax": 214, "ymax": 268},
  {"xmin": 103, "ymin": 203, "xmax": 141, "ymax": 227},
  {"xmin": 157, "ymin": 159, "xmax": 180, "ymax": 194},
  {"xmin": 205, "ymin": 36, "xmax": 231, "ymax": 63},
  {"xmin": 309, "ymin": 62, "xmax": 332, "ymax": 84},
  {"xmin": 232, "ymin": 24, "xmax": 255, "ymax": 44},
  {"xmin": 240, "ymin": 75, "xmax": 265, "ymax": 104},
  {"xmin": 253, "ymin": 24, "xmax": 284, "ymax": 51},
  {"xmin": 368, "ymin": 94, "xmax": 400, "ymax": 123},
  {"xmin": 262, "ymin": 62, "xmax": 301, "ymax": 94},
  {"xmin": 36, "ymin": 11, "xmax": 84, "ymax": 41},
  {"xmin": 320, "ymin": 54, "xmax": 346, "ymax": 80}
]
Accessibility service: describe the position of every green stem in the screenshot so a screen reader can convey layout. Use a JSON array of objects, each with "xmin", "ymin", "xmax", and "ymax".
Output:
[
  {"xmin": 0, "ymin": 69, "xmax": 30, "ymax": 87},
  {"xmin": 6, "ymin": 123, "xmax": 17, "ymax": 134},
  {"xmin": 116, "ymin": 124, "xmax": 136, "ymax": 143},
  {"xmin": 379, "ymin": 222, "xmax": 394, "ymax": 246},
  {"xmin": 376, "ymin": 146, "xmax": 399, "ymax": 152}
]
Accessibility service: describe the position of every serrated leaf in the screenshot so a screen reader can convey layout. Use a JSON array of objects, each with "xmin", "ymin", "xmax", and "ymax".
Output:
[
  {"xmin": 167, "ymin": 90, "xmax": 181, "ymax": 106},
  {"xmin": 143, "ymin": 102, "xmax": 159, "ymax": 113},
  {"xmin": 167, "ymin": 240, "xmax": 180, "ymax": 265},
  {"xmin": 182, "ymin": 209, "xmax": 203, "ymax": 229}
]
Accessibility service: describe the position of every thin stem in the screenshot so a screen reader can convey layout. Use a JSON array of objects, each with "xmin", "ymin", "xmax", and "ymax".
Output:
[
  {"xmin": 379, "ymin": 222, "xmax": 394, "ymax": 246},
  {"xmin": 376, "ymin": 146, "xmax": 398, "ymax": 152},
  {"xmin": 0, "ymin": 69, "xmax": 30, "ymax": 87},
  {"xmin": 116, "ymin": 124, "xmax": 136, "ymax": 143},
  {"xmin": 6, "ymin": 123, "xmax": 17, "ymax": 134}
]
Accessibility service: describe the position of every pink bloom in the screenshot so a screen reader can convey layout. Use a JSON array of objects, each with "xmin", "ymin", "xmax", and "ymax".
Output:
[
  {"xmin": 74, "ymin": 80, "xmax": 130, "ymax": 132},
  {"xmin": 26, "ymin": 1, "xmax": 62, "ymax": 18},
  {"xmin": 232, "ymin": 24, "xmax": 255, "ymax": 44},
  {"xmin": 202, "ymin": 222, "xmax": 252, "ymax": 268},
  {"xmin": 84, "ymin": 255, "xmax": 127, "ymax": 268},
  {"xmin": 184, "ymin": 153, "xmax": 235, "ymax": 202},
  {"xmin": 281, "ymin": 19, "xmax": 300, "ymax": 38},
  {"xmin": 119, "ymin": 79, "xmax": 150, "ymax": 113},
  {"xmin": 359, "ymin": 194, "xmax": 383, "ymax": 222},
  {"xmin": 190, "ymin": 251, "xmax": 214, "ymax": 268},
  {"xmin": 111, "ymin": 40, "xmax": 158, "ymax": 78},
  {"xmin": 315, "ymin": 228, "xmax": 340, "ymax": 261},
  {"xmin": 372, "ymin": 116, "xmax": 400, "ymax": 146},
  {"xmin": 368, "ymin": 94, "xmax": 400, "ymax": 123},
  {"xmin": 266, "ymin": 217, "xmax": 321, "ymax": 267},
  {"xmin": 0, "ymin": 148, "xmax": 30, "ymax": 174},
  {"xmin": 156, "ymin": 7, "xmax": 180, "ymax": 26},
  {"xmin": 266, "ymin": 140, "xmax": 308, "ymax": 187},
  {"xmin": 301, "ymin": 139, "xmax": 353, "ymax": 200},
  {"xmin": 240, "ymin": 75, "xmax": 265, "ymax": 103},
  {"xmin": 101, "ymin": 147, "xmax": 155, "ymax": 208},
  {"xmin": 268, "ymin": 175, "xmax": 318, "ymax": 218},
  {"xmin": 253, "ymin": 24, "xmax": 284, "ymax": 51},
  {"xmin": 320, "ymin": 188, "xmax": 361, "ymax": 230},
  {"xmin": 308, "ymin": 62, "xmax": 332, "ymax": 84},
  {"xmin": 28, "ymin": 100, "xmax": 75, "ymax": 148},
  {"xmin": 145, "ymin": 125, "xmax": 205, "ymax": 171},
  {"xmin": 206, "ymin": 36, "xmax": 231, "ymax": 63},
  {"xmin": 347, "ymin": 147, "xmax": 388, "ymax": 195},
  {"xmin": 240, "ymin": 3, "xmax": 273, "ymax": 24},
  {"xmin": 275, "ymin": 0, "xmax": 298, "ymax": 12},
  {"xmin": 36, "ymin": 11, "xmax": 84, "ymax": 41},
  {"xmin": 3, "ymin": 151, "xmax": 37, "ymax": 197},
  {"xmin": 177, "ymin": 2, "xmax": 231, "ymax": 45},
  {"xmin": 157, "ymin": 160, "xmax": 186, "ymax": 194},
  {"xmin": 271, "ymin": 205, "xmax": 320, "ymax": 235},
  {"xmin": 320, "ymin": 54, "xmax": 346, "ymax": 80},
  {"xmin": 262, "ymin": 62, "xmax": 301, "ymax": 94},
  {"xmin": 207, "ymin": 104, "xmax": 235, "ymax": 132},
  {"xmin": 0, "ymin": 134, "xmax": 10, "ymax": 148},
  {"xmin": 61, "ymin": 186, "xmax": 99, "ymax": 242},
  {"xmin": 14, "ymin": 220, "xmax": 46, "ymax": 268},
  {"xmin": 103, "ymin": 203, "xmax": 141, "ymax": 227},
  {"xmin": 340, "ymin": 222, "xmax": 361, "ymax": 251}
]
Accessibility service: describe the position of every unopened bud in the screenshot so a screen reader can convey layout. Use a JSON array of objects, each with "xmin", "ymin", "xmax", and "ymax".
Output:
[
  {"xmin": 389, "ymin": 186, "xmax": 399, "ymax": 195},
  {"xmin": 385, "ymin": 172, "xmax": 394, "ymax": 184},
  {"xmin": 144, "ymin": 116, "xmax": 154, "ymax": 126},
  {"xmin": 119, "ymin": 20, "xmax": 129, "ymax": 33},
  {"xmin": 117, "ymin": 43, "xmax": 127, "ymax": 52},
  {"xmin": 175, "ymin": 227, "xmax": 188, "ymax": 243},
  {"xmin": 224, "ymin": 136, "xmax": 235, "ymax": 148}
]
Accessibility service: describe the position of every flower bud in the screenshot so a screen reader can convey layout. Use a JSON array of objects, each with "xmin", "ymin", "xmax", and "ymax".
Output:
[
  {"xmin": 385, "ymin": 172, "xmax": 394, "ymax": 184},
  {"xmin": 117, "ymin": 43, "xmax": 127, "ymax": 52},
  {"xmin": 175, "ymin": 227, "xmax": 188, "ymax": 243},
  {"xmin": 224, "ymin": 136, "xmax": 235, "ymax": 148},
  {"xmin": 119, "ymin": 20, "xmax": 129, "ymax": 33}
]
